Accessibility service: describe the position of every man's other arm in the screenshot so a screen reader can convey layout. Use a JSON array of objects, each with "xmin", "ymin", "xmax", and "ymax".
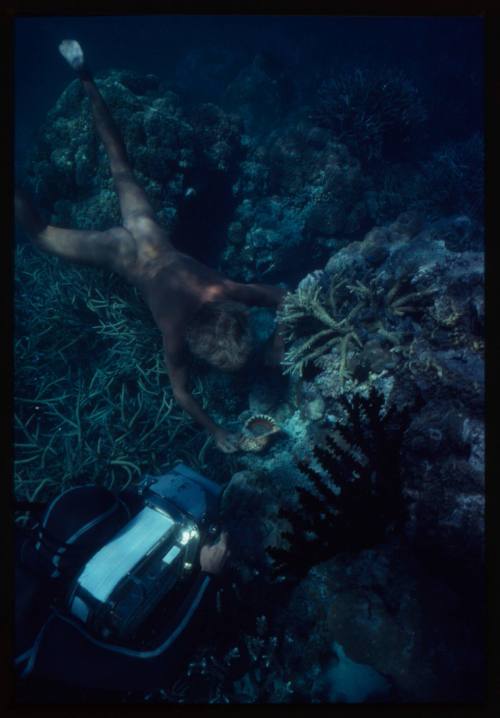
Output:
[{"xmin": 224, "ymin": 280, "xmax": 286, "ymax": 308}]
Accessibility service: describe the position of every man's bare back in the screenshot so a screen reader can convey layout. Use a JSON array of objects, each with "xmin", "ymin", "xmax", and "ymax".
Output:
[{"xmin": 15, "ymin": 40, "xmax": 285, "ymax": 453}]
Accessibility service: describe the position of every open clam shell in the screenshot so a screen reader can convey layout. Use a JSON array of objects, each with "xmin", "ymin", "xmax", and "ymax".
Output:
[{"xmin": 238, "ymin": 414, "xmax": 281, "ymax": 453}]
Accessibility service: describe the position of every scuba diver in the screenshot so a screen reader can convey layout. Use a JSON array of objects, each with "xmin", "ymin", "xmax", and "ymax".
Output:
[
  {"xmin": 15, "ymin": 464, "xmax": 233, "ymax": 701},
  {"xmin": 15, "ymin": 39, "xmax": 286, "ymax": 454}
]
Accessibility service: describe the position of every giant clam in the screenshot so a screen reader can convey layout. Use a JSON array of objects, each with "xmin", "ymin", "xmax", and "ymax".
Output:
[{"xmin": 238, "ymin": 414, "xmax": 281, "ymax": 453}]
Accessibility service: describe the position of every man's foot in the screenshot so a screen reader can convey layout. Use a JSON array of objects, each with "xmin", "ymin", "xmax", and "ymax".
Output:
[{"xmin": 58, "ymin": 40, "xmax": 85, "ymax": 70}]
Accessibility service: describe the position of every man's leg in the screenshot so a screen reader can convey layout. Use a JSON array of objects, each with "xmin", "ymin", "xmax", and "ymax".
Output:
[
  {"xmin": 15, "ymin": 189, "xmax": 135, "ymax": 273},
  {"xmin": 59, "ymin": 41, "xmax": 166, "ymax": 241},
  {"xmin": 79, "ymin": 71, "xmax": 156, "ymax": 227}
]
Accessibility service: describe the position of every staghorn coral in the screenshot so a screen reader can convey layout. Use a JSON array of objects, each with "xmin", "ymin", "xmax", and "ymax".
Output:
[
  {"xmin": 277, "ymin": 274, "xmax": 362, "ymax": 380},
  {"xmin": 277, "ymin": 268, "xmax": 436, "ymax": 381},
  {"xmin": 14, "ymin": 241, "xmax": 233, "ymax": 515}
]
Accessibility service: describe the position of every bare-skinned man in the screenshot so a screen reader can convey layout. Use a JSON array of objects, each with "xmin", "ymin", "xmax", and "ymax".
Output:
[{"xmin": 15, "ymin": 40, "xmax": 286, "ymax": 453}]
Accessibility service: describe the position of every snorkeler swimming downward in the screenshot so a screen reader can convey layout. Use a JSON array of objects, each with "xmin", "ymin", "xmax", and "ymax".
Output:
[{"xmin": 15, "ymin": 40, "xmax": 286, "ymax": 453}]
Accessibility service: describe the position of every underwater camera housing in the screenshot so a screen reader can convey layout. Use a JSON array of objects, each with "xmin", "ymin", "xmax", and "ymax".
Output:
[{"xmin": 67, "ymin": 464, "xmax": 222, "ymax": 645}]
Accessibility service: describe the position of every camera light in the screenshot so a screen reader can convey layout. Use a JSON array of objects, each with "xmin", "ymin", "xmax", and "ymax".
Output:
[{"xmin": 180, "ymin": 530, "xmax": 191, "ymax": 545}]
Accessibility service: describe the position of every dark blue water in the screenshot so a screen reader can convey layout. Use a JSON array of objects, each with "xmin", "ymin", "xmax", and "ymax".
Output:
[{"xmin": 15, "ymin": 15, "xmax": 483, "ymax": 169}]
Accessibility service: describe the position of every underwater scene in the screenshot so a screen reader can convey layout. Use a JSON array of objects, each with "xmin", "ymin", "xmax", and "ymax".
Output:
[{"xmin": 14, "ymin": 15, "xmax": 485, "ymax": 704}]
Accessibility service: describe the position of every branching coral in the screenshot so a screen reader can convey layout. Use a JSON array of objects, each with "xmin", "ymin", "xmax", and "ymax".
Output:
[
  {"xmin": 310, "ymin": 67, "xmax": 427, "ymax": 163},
  {"xmin": 277, "ymin": 275, "xmax": 363, "ymax": 379},
  {"xmin": 277, "ymin": 270, "xmax": 436, "ymax": 382},
  {"xmin": 417, "ymin": 133, "xmax": 484, "ymax": 220}
]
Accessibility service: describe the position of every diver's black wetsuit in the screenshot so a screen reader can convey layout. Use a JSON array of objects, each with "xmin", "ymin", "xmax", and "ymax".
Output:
[{"xmin": 14, "ymin": 512, "xmax": 219, "ymax": 700}]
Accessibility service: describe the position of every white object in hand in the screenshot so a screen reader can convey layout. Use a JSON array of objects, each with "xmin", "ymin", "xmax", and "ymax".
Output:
[{"xmin": 59, "ymin": 39, "xmax": 85, "ymax": 70}]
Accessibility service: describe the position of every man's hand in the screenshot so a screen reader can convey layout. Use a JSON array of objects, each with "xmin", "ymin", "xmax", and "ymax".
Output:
[
  {"xmin": 200, "ymin": 531, "xmax": 230, "ymax": 575},
  {"xmin": 213, "ymin": 427, "xmax": 240, "ymax": 453}
]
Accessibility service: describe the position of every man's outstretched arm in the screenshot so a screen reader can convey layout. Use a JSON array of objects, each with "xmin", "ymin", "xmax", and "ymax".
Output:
[
  {"xmin": 224, "ymin": 280, "xmax": 286, "ymax": 308},
  {"xmin": 162, "ymin": 333, "xmax": 240, "ymax": 453}
]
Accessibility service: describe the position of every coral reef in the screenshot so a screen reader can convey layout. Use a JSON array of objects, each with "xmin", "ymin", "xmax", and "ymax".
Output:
[
  {"xmin": 218, "ymin": 208, "xmax": 484, "ymax": 587},
  {"xmin": 267, "ymin": 389, "xmax": 411, "ymax": 580},
  {"xmin": 277, "ymin": 273, "xmax": 364, "ymax": 380},
  {"xmin": 22, "ymin": 70, "xmax": 242, "ymax": 260},
  {"xmin": 14, "ymin": 240, "xmax": 236, "ymax": 512},
  {"xmin": 310, "ymin": 67, "xmax": 427, "ymax": 163},
  {"xmin": 223, "ymin": 52, "xmax": 294, "ymax": 136},
  {"xmin": 21, "ymin": 65, "xmax": 483, "ymax": 294},
  {"xmin": 279, "ymin": 543, "xmax": 484, "ymax": 702},
  {"xmin": 15, "ymin": 56, "xmax": 484, "ymax": 702},
  {"xmin": 416, "ymin": 133, "xmax": 484, "ymax": 221},
  {"xmin": 222, "ymin": 129, "xmax": 369, "ymax": 283},
  {"xmin": 277, "ymin": 235, "xmax": 436, "ymax": 382},
  {"xmin": 215, "ymin": 210, "xmax": 483, "ymax": 703}
]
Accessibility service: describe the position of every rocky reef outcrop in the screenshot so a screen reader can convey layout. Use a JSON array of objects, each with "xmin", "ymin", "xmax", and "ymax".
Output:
[{"xmin": 219, "ymin": 211, "xmax": 484, "ymax": 702}]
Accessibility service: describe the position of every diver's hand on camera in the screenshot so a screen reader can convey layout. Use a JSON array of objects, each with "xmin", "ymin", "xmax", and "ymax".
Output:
[
  {"xmin": 213, "ymin": 427, "xmax": 240, "ymax": 453},
  {"xmin": 200, "ymin": 531, "xmax": 230, "ymax": 575}
]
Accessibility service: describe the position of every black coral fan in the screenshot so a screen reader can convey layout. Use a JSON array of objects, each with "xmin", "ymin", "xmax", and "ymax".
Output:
[{"xmin": 267, "ymin": 388, "xmax": 412, "ymax": 580}]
